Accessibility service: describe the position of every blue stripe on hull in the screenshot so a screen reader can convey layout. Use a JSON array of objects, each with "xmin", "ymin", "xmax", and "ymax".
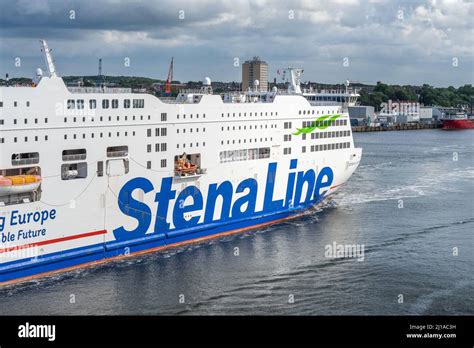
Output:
[{"xmin": 0, "ymin": 201, "xmax": 319, "ymax": 284}]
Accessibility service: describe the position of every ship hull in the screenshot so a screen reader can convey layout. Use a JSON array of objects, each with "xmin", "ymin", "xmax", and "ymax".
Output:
[
  {"xmin": 1, "ymin": 193, "xmax": 336, "ymax": 285},
  {"xmin": 442, "ymin": 119, "xmax": 474, "ymax": 129},
  {"xmin": 0, "ymin": 147, "xmax": 363, "ymax": 285}
]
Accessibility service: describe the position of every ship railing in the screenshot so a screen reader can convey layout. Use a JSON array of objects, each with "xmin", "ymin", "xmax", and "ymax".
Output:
[
  {"xmin": 107, "ymin": 150, "xmax": 129, "ymax": 158},
  {"xmin": 68, "ymin": 87, "xmax": 132, "ymax": 94},
  {"xmin": 174, "ymin": 167, "xmax": 207, "ymax": 178},
  {"xmin": 11, "ymin": 158, "xmax": 39, "ymax": 166},
  {"xmin": 62, "ymin": 154, "xmax": 87, "ymax": 161},
  {"xmin": 308, "ymin": 101, "xmax": 341, "ymax": 106},
  {"xmin": 223, "ymin": 89, "xmax": 360, "ymax": 96},
  {"xmin": 302, "ymin": 88, "xmax": 360, "ymax": 95},
  {"xmin": 178, "ymin": 88, "xmax": 212, "ymax": 94},
  {"xmin": 159, "ymin": 97, "xmax": 181, "ymax": 104}
]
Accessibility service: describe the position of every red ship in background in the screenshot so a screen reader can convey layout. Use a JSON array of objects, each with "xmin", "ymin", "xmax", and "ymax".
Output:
[{"xmin": 442, "ymin": 112, "xmax": 474, "ymax": 129}]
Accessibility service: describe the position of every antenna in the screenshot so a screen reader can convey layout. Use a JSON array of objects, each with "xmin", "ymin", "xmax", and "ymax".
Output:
[
  {"xmin": 98, "ymin": 58, "xmax": 104, "ymax": 85},
  {"xmin": 286, "ymin": 67, "xmax": 303, "ymax": 94},
  {"xmin": 39, "ymin": 39, "xmax": 57, "ymax": 77}
]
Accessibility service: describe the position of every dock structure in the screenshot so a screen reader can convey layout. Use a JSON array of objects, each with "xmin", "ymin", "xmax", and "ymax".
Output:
[{"xmin": 352, "ymin": 123, "xmax": 441, "ymax": 132}]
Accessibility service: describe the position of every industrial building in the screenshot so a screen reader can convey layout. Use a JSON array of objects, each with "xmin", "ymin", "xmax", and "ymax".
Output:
[
  {"xmin": 348, "ymin": 106, "xmax": 375, "ymax": 126},
  {"xmin": 419, "ymin": 107, "xmax": 434, "ymax": 123}
]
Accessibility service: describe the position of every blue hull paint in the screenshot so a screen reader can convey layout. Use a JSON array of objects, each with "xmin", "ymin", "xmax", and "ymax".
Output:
[{"xmin": 0, "ymin": 201, "xmax": 318, "ymax": 284}]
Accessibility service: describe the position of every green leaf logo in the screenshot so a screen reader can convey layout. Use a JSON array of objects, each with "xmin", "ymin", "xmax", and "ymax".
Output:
[{"xmin": 292, "ymin": 114, "xmax": 342, "ymax": 135}]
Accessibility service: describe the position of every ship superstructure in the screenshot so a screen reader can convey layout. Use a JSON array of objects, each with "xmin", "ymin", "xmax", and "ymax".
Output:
[{"xmin": 0, "ymin": 41, "xmax": 362, "ymax": 284}]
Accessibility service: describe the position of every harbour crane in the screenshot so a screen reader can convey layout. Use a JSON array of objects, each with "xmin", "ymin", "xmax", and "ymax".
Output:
[{"xmin": 164, "ymin": 57, "xmax": 174, "ymax": 96}]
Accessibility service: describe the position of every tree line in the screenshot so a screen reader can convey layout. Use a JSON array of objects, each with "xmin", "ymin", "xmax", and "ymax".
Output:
[
  {"xmin": 358, "ymin": 82, "xmax": 473, "ymax": 110},
  {"xmin": 1, "ymin": 76, "xmax": 472, "ymax": 110}
]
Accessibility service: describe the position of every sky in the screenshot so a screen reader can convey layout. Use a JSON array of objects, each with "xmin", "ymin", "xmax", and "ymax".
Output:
[{"xmin": 0, "ymin": 0, "xmax": 473, "ymax": 87}]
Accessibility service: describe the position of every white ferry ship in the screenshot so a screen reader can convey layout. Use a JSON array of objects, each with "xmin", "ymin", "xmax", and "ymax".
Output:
[{"xmin": 0, "ymin": 40, "xmax": 362, "ymax": 284}]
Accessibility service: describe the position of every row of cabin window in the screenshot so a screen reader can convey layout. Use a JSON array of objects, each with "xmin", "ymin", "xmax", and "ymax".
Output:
[
  {"xmin": 284, "ymin": 134, "xmax": 292, "ymax": 141},
  {"xmin": 11, "ymin": 147, "xmax": 130, "ymax": 168},
  {"xmin": 147, "ymin": 128, "xmax": 168, "ymax": 137},
  {"xmin": 220, "ymin": 147, "xmax": 270, "ymax": 163},
  {"xmin": 64, "ymin": 114, "xmax": 155, "ymax": 122},
  {"xmin": 176, "ymin": 127, "xmax": 206, "ymax": 134},
  {"xmin": 305, "ymin": 142, "xmax": 351, "ymax": 152},
  {"xmin": 283, "ymin": 147, "xmax": 292, "ymax": 155},
  {"xmin": 10, "ymin": 147, "xmax": 123, "ymax": 166},
  {"xmin": 1, "ymin": 118, "xmax": 49, "ymax": 125},
  {"xmin": 64, "ymin": 131, "xmax": 136, "ymax": 140},
  {"xmin": 176, "ymin": 113, "xmax": 206, "ymax": 119},
  {"xmin": 302, "ymin": 119, "xmax": 348, "ymax": 127},
  {"xmin": 221, "ymin": 137, "xmax": 272, "ymax": 145},
  {"xmin": 146, "ymin": 159, "xmax": 167, "ymax": 169},
  {"xmin": 221, "ymin": 111, "xmax": 278, "ymax": 118},
  {"xmin": 283, "ymin": 122, "xmax": 292, "ymax": 129},
  {"xmin": 147, "ymin": 143, "xmax": 167, "ymax": 152},
  {"xmin": 309, "ymin": 130, "xmax": 351, "ymax": 139},
  {"xmin": 62, "ymin": 146, "xmax": 128, "ymax": 161},
  {"xmin": 64, "ymin": 113, "xmax": 167, "ymax": 122},
  {"xmin": 2, "ymin": 130, "xmax": 136, "ymax": 143},
  {"xmin": 11, "ymin": 152, "xmax": 40, "ymax": 165},
  {"xmin": 0, "ymin": 101, "xmax": 30, "ymax": 107},
  {"xmin": 176, "ymin": 142, "xmax": 206, "ymax": 149},
  {"xmin": 6, "ymin": 135, "xmax": 49, "ymax": 143},
  {"xmin": 2, "ymin": 113, "xmax": 168, "ymax": 126},
  {"xmin": 66, "ymin": 99, "xmax": 145, "ymax": 109},
  {"xmin": 221, "ymin": 124, "xmax": 276, "ymax": 131},
  {"xmin": 299, "ymin": 109, "xmax": 337, "ymax": 116}
]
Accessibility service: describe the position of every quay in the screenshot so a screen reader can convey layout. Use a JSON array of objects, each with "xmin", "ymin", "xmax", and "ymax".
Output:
[{"xmin": 352, "ymin": 123, "xmax": 442, "ymax": 132}]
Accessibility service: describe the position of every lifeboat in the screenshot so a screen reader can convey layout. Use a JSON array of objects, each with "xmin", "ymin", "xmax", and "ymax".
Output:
[
  {"xmin": 0, "ymin": 175, "xmax": 41, "ymax": 196},
  {"xmin": 176, "ymin": 161, "xmax": 197, "ymax": 174}
]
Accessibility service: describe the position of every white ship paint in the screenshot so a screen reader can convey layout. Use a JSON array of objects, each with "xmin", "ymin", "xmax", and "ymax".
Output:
[{"xmin": 0, "ymin": 40, "xmax": 362, "ymax": 284}]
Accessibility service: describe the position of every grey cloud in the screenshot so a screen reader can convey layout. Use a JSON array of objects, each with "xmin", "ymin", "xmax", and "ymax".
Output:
[{"xmin": 0, "ymin": 0, "xmax": 472, "ymax": 86}]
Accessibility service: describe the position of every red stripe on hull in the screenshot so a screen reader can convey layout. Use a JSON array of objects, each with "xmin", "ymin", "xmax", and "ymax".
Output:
[
  {"xmin": 0, "ymin": 230, "xmax": 107, "ymax": 254},
  {"xmin": 0, "ymin": 212, "xmax": 308, "ymax": 286}
]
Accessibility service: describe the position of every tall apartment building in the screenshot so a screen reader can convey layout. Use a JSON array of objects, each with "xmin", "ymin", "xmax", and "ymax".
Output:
[{"xmin": 242, "ymin": 56, "xmax": 268, "ymax": 92}]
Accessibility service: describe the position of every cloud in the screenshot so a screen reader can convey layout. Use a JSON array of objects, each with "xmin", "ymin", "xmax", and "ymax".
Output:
[{"xmin": 0, "ymin": 0, "xmax": 472, "ymax": 86}]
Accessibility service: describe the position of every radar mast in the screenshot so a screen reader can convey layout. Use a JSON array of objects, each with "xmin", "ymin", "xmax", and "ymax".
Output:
[{"xmin": 39, "ymin": 39, "xmax": 57, "ymax": 77}]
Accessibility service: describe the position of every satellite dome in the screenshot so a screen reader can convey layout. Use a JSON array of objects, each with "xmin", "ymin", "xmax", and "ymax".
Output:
[
  {"xmin": 272, "ymin": 86, "xmax": 278, "ymax": 92},
  {"xmin": 36, "ymin": 68, "xmax": 43, "ymax": 76},
  {"xmin": 203, "ymin": 77, "xmax": 211, "ymax": 86},
  {"xmin": 253, "ymin": 79, "xmax": 260, "ymax": 86}
]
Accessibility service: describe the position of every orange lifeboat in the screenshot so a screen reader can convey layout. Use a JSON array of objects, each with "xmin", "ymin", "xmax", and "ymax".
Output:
[{"xmin": 0, "ymin": 175, "xmax": 41, "ymax": 196}]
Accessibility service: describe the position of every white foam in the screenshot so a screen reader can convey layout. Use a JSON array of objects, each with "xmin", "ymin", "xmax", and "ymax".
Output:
[{"xmin": 334, "ymin": 167, "xmax": 474, "ymax": 206}]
